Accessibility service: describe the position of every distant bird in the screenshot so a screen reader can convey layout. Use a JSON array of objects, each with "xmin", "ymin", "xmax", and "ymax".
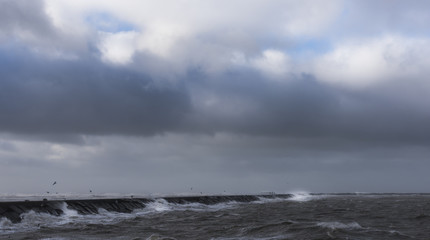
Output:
[
  {"xmin": 89, "ymin": 190, "xmax": 92, "ymax": 193},
  {"xmin": 46, "ymin": 191, "xmax": 50, "ymax": 194},
  {"xmin": 52, "ymin": 181, "xmax": 57, "ymax": 186}
]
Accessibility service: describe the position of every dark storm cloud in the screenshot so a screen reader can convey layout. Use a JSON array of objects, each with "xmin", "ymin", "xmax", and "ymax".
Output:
[
  {"xmin": 185, "ymin": 72, "xmax": 339, "ymax": 136},
  {"xmin": 185, "ymin": 71, "xmax": 430, "ymax": 144},
  {"xmin": 0, "ymin": 47, "xmax": 191, "ymax": 136},
  {"xmin": 1, "ymin": 44, "xmax": 430, "ymax": 144}
]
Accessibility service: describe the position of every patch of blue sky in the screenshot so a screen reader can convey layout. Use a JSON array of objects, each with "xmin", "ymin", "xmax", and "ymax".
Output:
[
  {"xmin": 257, "ymin": 33, "xmax": 333, "ymax": 59},
  {"xmin": 85, "ymin": 12, "xmax": 136, "ymax": 33},
  {"xmin": 288, "ymin": 38, "xmax": 333, "ymax": 57}
]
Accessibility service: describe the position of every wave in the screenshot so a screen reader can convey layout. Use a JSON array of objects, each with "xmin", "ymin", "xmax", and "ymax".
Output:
[
  {"xmin": 0, "ymin": 194, "xmax": 292, "ymax": 226},
  {"xmin": 316, "ymin": 221, "xmax": 363, "ymax": 230},
  {"xmin": 287, "ymin": 192, "xmax": 331, "ymax": 202}
]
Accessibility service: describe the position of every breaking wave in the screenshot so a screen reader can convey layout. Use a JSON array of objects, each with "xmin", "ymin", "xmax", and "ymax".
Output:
[
  {"xmin": 287, "ymin": 192, "xmax": 330, "ymax": 202},
  {"xmin": 1, "ymin": 193, "xmax": 427, "ymax": 239},
  {"xmin": 0, "ymin": 194, "xmax": 292, "ymax": 234}
]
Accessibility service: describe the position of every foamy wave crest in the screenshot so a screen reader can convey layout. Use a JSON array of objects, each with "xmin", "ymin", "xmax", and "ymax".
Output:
[
  {"xmin": 317, "ymin": 221, "xmax": 362, "ymax": 230},
  {"xmin": 19, "ymin": 202, "xmax": 92, "ymax": 227},
  {"xmin": 0, "ymin": 217, "xmax": 12, "ymax": 227},
  {"xmin": 0, "ymin": 217, "xmax": 14, "ymax": 234},
  {"xmin": 1, "ymin": 198, "xmax": 248, "ymax": 234},
  {"xmin": 20, "ymin": 210, "xmax": 58, "ymax": 227},
  {"xmin": 254, "ymin": 196, "xmax": 290, "ymax": 204},
  {"xmin": 288, "ymin": 192, "xmax": 316, "ymax": 202},
  {"xmin": 176, "ymin": 201, "xmax": 239, "ymax": 212},
  {"xmin": 11, "ymin": 202, "xmax": 136, "ymax": 231},
  {"xmin": 144, "ymin": 199, "xmax": 172, "ymax": 212},
  {"xmin": 137, "ymin": 199, "xmax": 240, "ymax": 215}
]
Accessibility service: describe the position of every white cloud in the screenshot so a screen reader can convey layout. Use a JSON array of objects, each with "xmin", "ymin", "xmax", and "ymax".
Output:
[
  {"xmin": 98, "ymin": 31, "xmax": 138, "ymax": 64},
  {"xmin": 136, "ymin": 23, "xmax": 190, "ymax": 59},
  {"xmin": 44, "ymin": 0, "xmax": 342, "ymax": 75},
  {"xmin": 251, "ymin": 49, "xmax": 291, "ymax": 78},
  {"xmin": 282, "ymin": 0, "xmax": 342, "ymax": 36},
  {"xmin": 313, "ymin": 36, "xmax": 430, "ymax": 88}
]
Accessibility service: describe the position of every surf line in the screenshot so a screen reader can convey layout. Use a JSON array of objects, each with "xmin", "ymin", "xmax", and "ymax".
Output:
[{"xmin": 0, "ymin": 194, "xmax": 292, "ymax": 223}]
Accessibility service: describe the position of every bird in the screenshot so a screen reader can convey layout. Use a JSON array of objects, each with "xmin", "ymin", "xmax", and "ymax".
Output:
[
  {"xmin": 52, "ymin": 181, "xmax": 57, "ymax": 186},
  {"xmin": 89, "ymin": 190, "xmax": 92, "ymax": 193}
]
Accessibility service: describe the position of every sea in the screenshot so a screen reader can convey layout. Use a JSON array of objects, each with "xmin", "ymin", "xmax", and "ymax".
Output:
[{"xmin": 1, "ymin": 193, "xmax": 430, "ymax": 239}]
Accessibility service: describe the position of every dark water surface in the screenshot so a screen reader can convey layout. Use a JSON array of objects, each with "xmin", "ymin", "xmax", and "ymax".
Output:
[{"xmin": 1, "ymin": 193, "xmax": 430, "ymax": 239}]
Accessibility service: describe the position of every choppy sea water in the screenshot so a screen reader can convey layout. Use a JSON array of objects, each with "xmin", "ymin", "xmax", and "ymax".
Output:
[{"xmin": 1, "ymin": 193, "xmax": 430, "ymax": 239}]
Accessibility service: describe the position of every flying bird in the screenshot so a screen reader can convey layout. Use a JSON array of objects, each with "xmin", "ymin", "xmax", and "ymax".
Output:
[{"xmin": 52, "ymin": 181, "xmax": 57, "ymax": 185}]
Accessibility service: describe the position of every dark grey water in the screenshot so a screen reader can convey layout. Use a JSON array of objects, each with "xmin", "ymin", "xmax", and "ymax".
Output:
[{"xmin": 1, "ymin": 193, "xmax": 430, "ymax": 239}]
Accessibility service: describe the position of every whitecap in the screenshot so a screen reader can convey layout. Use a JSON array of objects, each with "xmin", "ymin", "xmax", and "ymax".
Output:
[
  {"xmin": 144, "ymin": 199, "xmax": 172, "ymax": 212},
  {"xmin": 288, "ymin": 192, "xmax": 315, "ymax": 202},
  {"xmin": 135, "ymin": 199, "xmax": 240, "ymax": 216},
  {"xmin": 0, "ymin": 217, "xmax": 15, "ymax": 234},
  {"xmin": 317, "ymin": 221, "xmax": 362, "ymax": 230}
]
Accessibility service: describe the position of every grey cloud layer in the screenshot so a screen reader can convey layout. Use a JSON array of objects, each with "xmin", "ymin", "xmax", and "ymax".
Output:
[
  {"xmin": 0, "ymin": 0, "xmax": 87, "ymax": 56},
  {"xmin": 342, "ymin": 0, "xmax": 430, "ymax": 36},
  {"xmin": 0, "ymin": 0, "xmax": 52, "ymax": 37},
  {"xmin": 0, "ymin": 48, "xmax": 191, "ymax": 136},
  {"xmin": 2, "ymin": 133, "xmax": 429, "ymax": 193},
  {"xmin": 1, "ymin": 46, "xmax": 430, "ymax": 145},
  {"xmin": 1, "ymin": 0, "xmax": 430, "ymax": 144}
]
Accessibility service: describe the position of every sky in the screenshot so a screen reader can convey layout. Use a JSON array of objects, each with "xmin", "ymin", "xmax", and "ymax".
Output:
[{"xmin": 1, "ymin": 0, "xmax": 430, "ymax": 195}]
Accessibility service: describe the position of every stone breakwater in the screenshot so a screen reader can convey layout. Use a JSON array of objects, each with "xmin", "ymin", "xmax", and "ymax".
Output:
[{"xmin": 0, "ymin": 194, "xmax": 292, "ymax": 223}]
